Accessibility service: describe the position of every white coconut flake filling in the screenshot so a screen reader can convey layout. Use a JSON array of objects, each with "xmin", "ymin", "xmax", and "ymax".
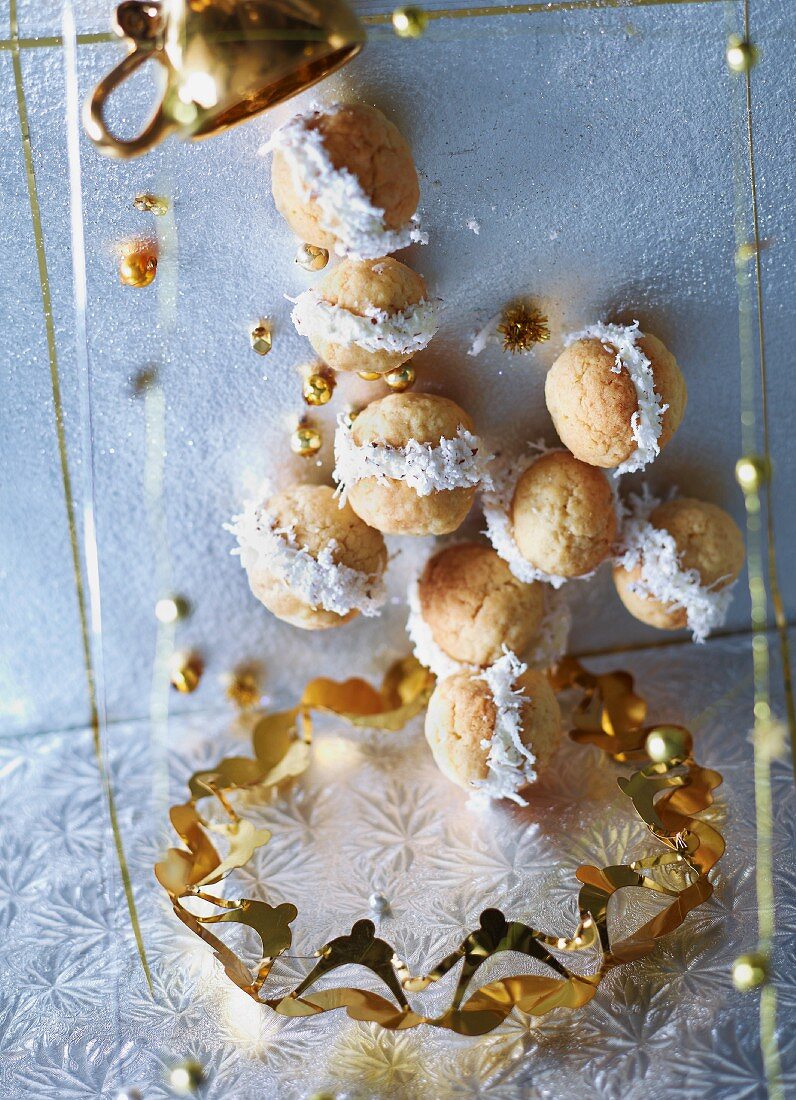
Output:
[
  {"xmin": 290, "ymin": 288, "xmax": 438, "ymax": 355},
  {"xmin": 472, "ymin": 649, "xmax": 536, "ymax": 806},
  {"xmin": 616, "ymin": 489, "xmax": 735, "ymax": 643},
  {"xmin": 406, "ymin": 570, "xmax": 570, "ymax": 680},
  {"xmin": 263, "ymin": 104, "xmax": 427, "ymax": 260},
  {"xmin": 565, "ymin": 320, "xmax": 667, "ymax": 477},
  {"xmin": 225, "ymin": 499, "xmax": 385, "ymax": 618},
  {"xmin": 333, "ymin": 418, "xmax": 492, "ymax": 502}
]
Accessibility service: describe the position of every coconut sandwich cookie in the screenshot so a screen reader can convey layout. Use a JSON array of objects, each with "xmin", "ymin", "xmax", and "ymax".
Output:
[
  {"xmin": 227, "ymin": 485, "xmax": 387, "ymax": 630},
  {"xmin": 482, "ymin": 445, "xmax": 618, "ymax": 588},
  {"xmin": 613, "ymin": 491, "xmax": 745, "ymax": 643},
  {"xmin": 425, "ymin": 650, "xmax": 562, "ymax": 805},
  {"xmin": 290, "ymin": 257, "xmax": 437, "ymax": 375},
  {"xmin": 545, "ymin": 321, "xmax": 687, "ymax": 475},
  {"xmin": 334, "ymin": 393, "xmax": 491, "ymax": 536},
  {"xmin": 267, "ymin": 103, "xmax": 425, "ymax": 259},
  {"xmin": 406, "ymin": 542, "xmax": 571, "ymax": 679}
]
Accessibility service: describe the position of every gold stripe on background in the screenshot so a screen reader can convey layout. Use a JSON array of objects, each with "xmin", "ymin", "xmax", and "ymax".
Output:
[{"xmin": 8, "ymin": 0, "xmax": 152, "ymax": 991}]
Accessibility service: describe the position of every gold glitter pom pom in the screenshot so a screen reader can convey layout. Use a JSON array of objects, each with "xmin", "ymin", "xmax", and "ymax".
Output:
[
  {"xmin": 732, "ymin": 952, "xmax": 769, "ymax": 991},
  {"xmin": 303, "ymin": 369, "xmax": 336, "ymax": 406},
  {"xmin": 726, "ymin": 35, "xmax": 759, "ymax": 74},
  {"xmin": 358, "ymin": 370, "xmax": 384, "ymax": 382},
  {"xmin": 168, "ymin": 1060, "xmax": 205, "ymax": 1095},
  {"xmin": 291, "ymin": 422, "xmax": 323, "ymax": 458},
  {"xmin": 226, "ymin": 665, "xmax": 262, "ymax": 710},
  {"xmin": 645, "ymin": 725, "xmax": 693, "ymax": 764},
  {"xmin": 170, "ymin": 651, "xmax": 204, "ymax": 694},
  {"xmin": 250, "ymin": 321, "xmax": 273, "ymax": 356},
  {"xmin": 497, "ymin": 300, "xmax": 550, "ymax": 353},
  {"xmin": 295, "ymin": 242, "xmax": 329, "ymax": 272},
  {"xmin": 131, "ymin": 367, "xmax": 158, "ymax": 395},
  {"xmin": 385, "ymin": 365, "xmax": 416, "ymax": 392},
  {"xmin": 119, "ymin": 244, "xmax": 157, "ymax": 287},
  {"xmin": 133, "ymin": 192, "xmax": 169, "ymax": 216},
  {"xmin": 392, "ymin": 6, "xmax": 428, "ymax": 38},
  {"xmin": 735, "ymin": 453, "xmax": 770, "ymax": 493},
  {"xmin": 155, "ymin": 595, "xmax": 191, "ymax": 624}
]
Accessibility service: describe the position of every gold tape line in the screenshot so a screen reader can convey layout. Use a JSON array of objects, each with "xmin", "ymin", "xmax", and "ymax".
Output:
[
  {"xmin": 730, "ymin": 0, "xmax": 783, "ymax": 1095},
  {"xmin": 9, "ymin": 0, "xmax": 152, "ymax": 993},
  {"xmin": 0, "ymin": 0, "xmax": 727, "ymax": 50}
]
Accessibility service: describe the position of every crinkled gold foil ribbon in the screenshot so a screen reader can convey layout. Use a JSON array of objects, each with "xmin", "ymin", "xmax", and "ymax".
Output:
[{"xmin": 155, "ymin": 655, "xmax": 725, "ymax": 1036}]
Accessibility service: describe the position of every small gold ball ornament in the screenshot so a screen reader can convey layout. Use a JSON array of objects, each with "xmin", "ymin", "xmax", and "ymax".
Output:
[
  {"xmin": 384, "ymin": 365, "xmax": 416, "ymax": 392},
  {"xmin": 291, "ymin": 422, "xmax": 323, "ymax": 458},
  {"xmin": 295, "ymin": 242, "xmax": 329, "ymax": 272},
  {"xmin": 170, "ymin": 651, "xmax": 204, "ymax": 694},
  {"xmin": 303, "ymin": 370, "xmax": 336, "ymax": 406},
  {"xmin": 392, "ymin": 5, "xmax": 428, "ymax": 38},
  {"xmin": 645, "ymin": 725, "xmax": 693, "ymax": 764},
  {"xmin": 119, "ymin": 245, "xmax": 157, "ymax": 288},
  {"xmin": 358, "ymin": 370, "xmax": 384, "ymax": 382},
  {"xmin": 133, "ymin": 192, "xmax": 168, "ymax": 216},
  {"xmin": 726, "ymin": 35, "xmax": 759, "ymax": 74},
  {"xmin": 250, "ymin": 321, "xmax": 273, "ymax": 356},
  {"xmin": 735, "ymin": 453, "xmax": 770, "ymax": 493},
  {"xmin": 155, "ymin": 595, "xmax": 191, "ymax": 624},
  {"xmin": 732, "ymin": 951, "xmax": 769, "ymax": 991},
  {"xmin": 168, "ymin": 1060, "xmax": 205, "ymax": 1095}
]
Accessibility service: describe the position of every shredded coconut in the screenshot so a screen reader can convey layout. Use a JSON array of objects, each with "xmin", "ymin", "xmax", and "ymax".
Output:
[
  {"xmin": 290, "ymin": 289, "xmax": 438, "ymax": 354},
  {"xmin": 406, "ymin": 570, "xmax": 570, "ymax": 679},
  {"xmin": 615, "ymin": 488, "xmax": 735, "ymax": 643},
  {"xmin": 468, "ymin": 311, "xmax": 502, "ymax": 357},
  {"xmin": 482, "ymin": 444, "xmax": 621, "ymax": 588},
  {"xmin": 225, "ymin": 499, "xmax": 386, "ymax": 617},
  {"xmin": 466, "ymin": 219, "xmax": 481, "ymax": 235},
  {"xmin": 263, "ymin": 104, "xmax": 427, "ymax": 260},
  {"xmin": 565, "ymin": 320, "xmax": 667, "ymax": 477},
  {"xmin": 472, "ymin": 649, "xmax": 537, "ymax": 806},
  {"xmin": 333, "ymin": 418, "xmax": 492, "ymax": 502}
]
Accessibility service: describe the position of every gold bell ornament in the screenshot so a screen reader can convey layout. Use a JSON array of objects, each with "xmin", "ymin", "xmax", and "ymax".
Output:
[{"xmin": 85, "ymin": 0, "xmax": 365, "ymax": 158}]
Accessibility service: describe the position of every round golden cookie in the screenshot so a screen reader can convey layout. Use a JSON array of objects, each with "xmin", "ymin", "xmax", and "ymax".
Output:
[
  {"xmin": 417, "ymin": 542, "xmax": 545, "ymax": 666},
  {"xmin": 346, "ymin": 393, "xmax": 479, "ymax": 536},
  {"xmin": 271, "ymin": 104, "xmax": 419, "ymax": 251},
  {"xmin": 545, "ymin": 332, "xmax": 687, "ymax": 468},
  {"xmin": 425, "ymin": 668, "xmax": 561, "ymax": 795},
  {"xmin": 613, "ymin": 496, "xmax": 745, "ymax": 631},
  {"xmin": 306, "ymin": 257, "xmax": 429, "ymax": 375},
  {"xmin": 512, "ymin": 450, "xmax": 617, "ymax": 578},
  {"xmin": 247, "ymin": 484, "xmax": 387, "ymax": 630}
]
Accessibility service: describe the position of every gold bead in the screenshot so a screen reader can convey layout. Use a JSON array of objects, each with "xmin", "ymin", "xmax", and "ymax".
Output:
[
  {"xmin": 155, "ymin": 596, "xmax": 191, "ymax": 624},
  {"xmin": 133, "ymin": 192, "xmax": 168, "ymax": 216},
  {"xmin": 726, "ymin": 35, "xmax": 759, "ymax": 74},
  {"xmin": 358, "ymin": 370, "xmax": 384, "ymax": 381},
  {"xmin": 735, "ymin": 453, "xmax": 769, "ymax": 493},
  {"xmin": 385, "ymin": 365, "xmax": 415, "ymax": 392},
  {"xmin": 225, "ymin": 666, "xmax": 262, "ymax": 710},
  {"xmin": 170, "ymin": 651, "xmax": 203, "ymax": 694},
  {"xmin": 732, "ymin": 951, "xmax": 769, "ymax": 991},
  {"xmin": 295, "ymin": 242, "xmax": 329, "ymax": 272},
  {"xmin": 303, "ymin": 370, "xmax": 336, "ymax": 406},
  {"xmin": 645, "ymin": 725, "xmax": 693, "ymax": 764},
  {"xmin": 119, "ymin": 246, "xmax": 157, "ymax": 287},
  {"xmin": 250, "ymin": 321, "xmax": 273, "ymax": 356},
  {"xmin": 392, "ymin": 5, "xmax": 428, "ymax": 38},
  {"xmin": 291, "ymin": 424, "xmax": 323, "ymax": 458},
  {"xmin": 168, "ymin": 1060, "xmax": 205, "ymax": 1095}
]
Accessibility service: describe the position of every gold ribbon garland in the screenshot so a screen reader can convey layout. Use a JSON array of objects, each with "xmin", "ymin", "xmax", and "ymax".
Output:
[{"xmin": 155, "ymin": 657, "xmax": 726, "ymax": 1036}]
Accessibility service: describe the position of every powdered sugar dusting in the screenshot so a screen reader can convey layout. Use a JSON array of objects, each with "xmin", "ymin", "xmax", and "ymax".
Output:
[
  {"xmin": 226, "ymin": 499, "xmax": 386, "ymax": 618},
  {"xmin": 334, "ymin": 419, "xmax": 492, "ymax": 502},
  {"xmin": 565, "ymin": 321, "xmax": 667, "ymax": 476},
  {"xmin": 616, "ymin": 488, "xmax": 735, "ymax": 643},
  {"xmin": 472, "ymin": 649, "xmax": 537, "ymax": 805},
  {"xmin": 263, "ymin": 104, "xmax": 427, "ymax": 260},
  {"xmin": 291, "ymin": 288, "xmax": 438, "ymax": 355}
]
